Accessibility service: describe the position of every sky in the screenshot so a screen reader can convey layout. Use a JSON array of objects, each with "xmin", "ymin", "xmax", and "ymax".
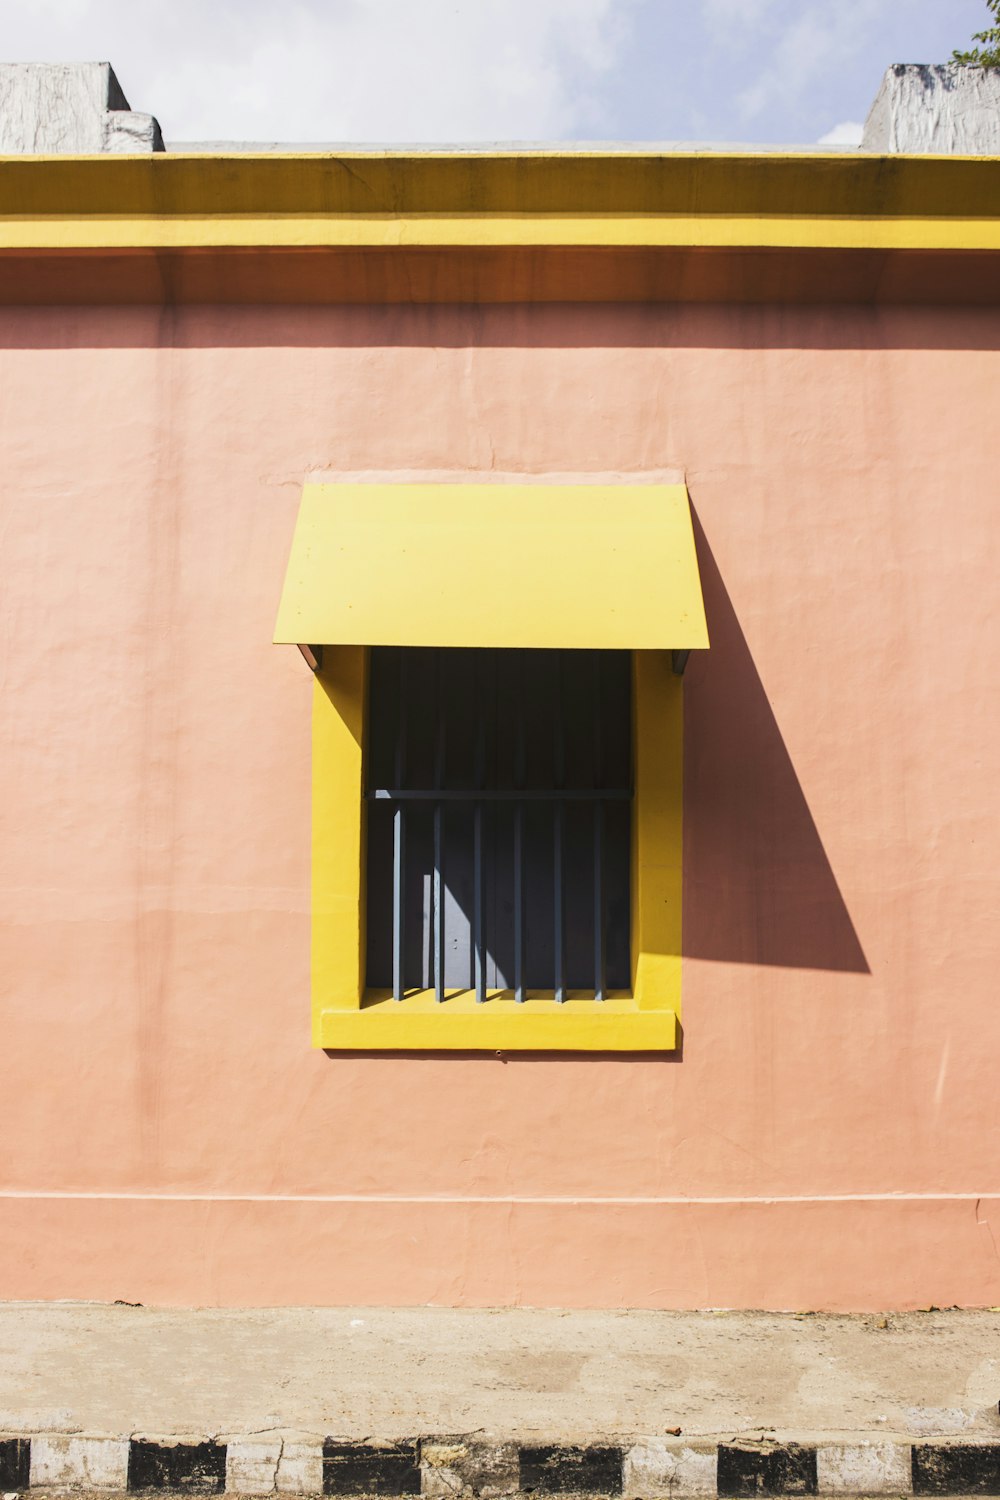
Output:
[{"xmin": 0, "ymin": 0, "xmax": 993, "ymax": 146}]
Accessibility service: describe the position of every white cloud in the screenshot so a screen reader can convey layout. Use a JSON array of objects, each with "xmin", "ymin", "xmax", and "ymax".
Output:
[
  {"xmin": 2, "ymin": 0, "xmax": 634, "ymax": 141},
  {"xmin": 817, "ymin": 120, "xmax": 863, "ymax": 145}
]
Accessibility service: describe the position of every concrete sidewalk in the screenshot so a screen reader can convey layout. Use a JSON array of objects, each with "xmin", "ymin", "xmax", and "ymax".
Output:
[
  {"xmin": 1, "ymin": 1304, "xmax": 999, "ymax": 1494},
  {"xmin": 3, "ymin": 1303, "xmax": 999, "ymax": 1443}
]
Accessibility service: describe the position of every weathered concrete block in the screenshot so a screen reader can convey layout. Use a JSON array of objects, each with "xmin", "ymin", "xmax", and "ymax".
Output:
[
  {"xmin": 30, "ymin": 1434, "xmax": 129, "ymax": 1489},
  {"xmin": 227, "ymin": 1438, "xmax": 283, "ymax": 1495},
  {"xmin": 421, "ymin": 1442, "xmax": 469, "ymax": 1497},
  {"xmin": 222, "ymin": 1434, "xmax": 323, "ymax": 1494},
  {"xmin": 623, "ymin": 1440, "xmax": 718, "ymax": 1496},
  {"xmin": 816, "ymin": 1442, "xmax": 911, "ymax": 1494},
  {"xmin": 103, "ymin": 108, "xmax": 162, "ymax": 153},
  {"xmin": 277, "ymin": 1440, "xmax": 324, "ymax": 1494},
  {"xmin": 421, "ymin": 1441, "xmax": 519, "ymax": 1499},
  {"xmin": 862, "ymin": 65, "xmax": 1000, "ymax": 154},
  {"xmin": 0, "ymin": 62, "xmax": 162, "ymax": 154}
]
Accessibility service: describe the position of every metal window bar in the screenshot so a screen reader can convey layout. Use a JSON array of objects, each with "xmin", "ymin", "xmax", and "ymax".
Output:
[
  {"xmin": 552, "ymin": 654, "xmax": 566, "ymax": 1003},
  {"xmin": 593, "ymin": 653, "xmax": 606, "ymax": 1002},
  {"xmin": 392, "ymin": 650, "xmax": 407, "ymax": 1002},
  {"xmin": 433, "ymin": 653, "xmax": 446, "ymax": 1003},
  {"xmin": 513, "ymin": 655, "xmax": 526, "ymax": 1004},
  {"xmin": 473, "ymin": 651, "xmax": 487, "ymax": 1004}
]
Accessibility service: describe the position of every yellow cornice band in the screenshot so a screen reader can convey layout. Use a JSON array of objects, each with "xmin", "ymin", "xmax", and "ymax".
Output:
[
  {"xmin": 1, "ymin": 150, "xmax": 998, "ymax": 254},
  {"xmin": 3, "ymin": 212, "xmax": 1000, "ymax": 251}
]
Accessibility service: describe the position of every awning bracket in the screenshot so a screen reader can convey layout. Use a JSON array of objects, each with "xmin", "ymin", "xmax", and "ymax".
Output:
[{"xmin": 298, "ymin": 644, "xmax": 323, "ymax": 672}]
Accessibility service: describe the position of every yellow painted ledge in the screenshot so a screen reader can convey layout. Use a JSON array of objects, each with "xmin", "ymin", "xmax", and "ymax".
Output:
[
  {"xmin": 318, "ymin": 994, "xmax": 677, "ymax": 1052},
  {"xmin": 3, "ymin": 212, "xmax": 1000, "ymax": 252},
  {"xmin": 2, "ymin": 152, "xmax": 1000, "ymax": 254}
]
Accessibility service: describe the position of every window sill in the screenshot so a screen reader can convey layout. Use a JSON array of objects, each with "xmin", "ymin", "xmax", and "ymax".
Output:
[{"xmin": 317, "ymin": 993, "xmax": 677, "ymax": 1052}]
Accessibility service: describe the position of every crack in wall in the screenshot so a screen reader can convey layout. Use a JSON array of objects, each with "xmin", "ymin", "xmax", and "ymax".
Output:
[{"xmin": 975, "ymin": 1198, "xmax": 1000, "ymax": 1264}]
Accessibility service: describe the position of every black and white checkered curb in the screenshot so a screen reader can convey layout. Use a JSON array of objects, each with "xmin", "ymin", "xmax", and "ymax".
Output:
[{"xmin": 3, "ymin": 1434, "xmax": 1000, "ymax": 1495}]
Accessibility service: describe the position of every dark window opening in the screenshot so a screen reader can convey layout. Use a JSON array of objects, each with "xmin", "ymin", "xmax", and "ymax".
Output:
[{"xmin": 365, "ymin": 647, "xmax": 632, "ymax": 1001}]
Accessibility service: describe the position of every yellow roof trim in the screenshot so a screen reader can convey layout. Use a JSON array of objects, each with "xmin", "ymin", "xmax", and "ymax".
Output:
[
  {"xmin": 1, "ymin": 151, "xmax": 998, "ymax": 254},
  {"xmin": 3, "ymin": 212, "xmax": 999, "ymax": 252},
  {"xmin": 274, "ymin": 483, "xmax": 709, "ymax": 652}
]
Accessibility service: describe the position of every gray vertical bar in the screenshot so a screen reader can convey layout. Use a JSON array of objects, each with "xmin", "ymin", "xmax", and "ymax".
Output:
[
  {"xmin": 474, "ymin": 802, "xmax": 486, "ymax": 1002},
  {"xmin": 474, "ymin": 651, "xmax": 487, "ymax": 1003},
  {"xmin": 593, "ymin": 653, "xmax": 605, "ymax": 1001},
  {"xmin": 514, "ymin": 653, "xmax": 526, "ymax": 1003},
  {"xmin": 554, "ymin": 803, "xmax": 565, "ymax": 1002},
  {"xmin": 433, "ymin": 654, "xmax": 446, "ymax": 1002},
  {"xmin": 392, "ymin": 803, "xmax": 405, "ymax": 1002},
  {"xmin": 393, "ymin": 650, "xmax": 407, "ymax": 1002},
  {"xmin": 433, "ymin": 806, "xmax": 444, "ymax": 1002},
  {"xmin": 514, "ymin": 806, "xmax": 525, "ymax": 1002},
  {"xmin": 553, "ymin": 653, "xmax": 565, "ymax": 1003},
  {"xmin": 593, "ymin": 801, "xmax": 605, "ymax": 1001}
]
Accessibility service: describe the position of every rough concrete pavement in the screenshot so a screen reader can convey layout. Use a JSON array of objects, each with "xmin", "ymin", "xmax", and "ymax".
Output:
[{"xmin": 1, "ymin": 1303, "xmax": 998, "ymax": 1445}]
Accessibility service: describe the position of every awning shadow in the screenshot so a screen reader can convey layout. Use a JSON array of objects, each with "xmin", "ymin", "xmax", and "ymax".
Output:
[{"xmin": 682, "ymin": 509, "xmax": 869, "ymax": 974}]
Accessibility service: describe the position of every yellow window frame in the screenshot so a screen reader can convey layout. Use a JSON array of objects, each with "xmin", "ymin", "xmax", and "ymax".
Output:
[{"xmin": 311, "ymin": 647, "xmax": 683, "ymax": 1052}]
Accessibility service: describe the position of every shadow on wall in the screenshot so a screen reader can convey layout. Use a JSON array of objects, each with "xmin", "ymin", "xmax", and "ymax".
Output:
[
  {"xmin": 2, "ymin": 303, "xmax": 998, "ymax": 353},
  {"xmin": 321, "ymin": 509, "xmax": 866, "ymax": 1062},
  {"xmin": 683, "ymin": 509, "xmax": 869, "ymax": 975}
]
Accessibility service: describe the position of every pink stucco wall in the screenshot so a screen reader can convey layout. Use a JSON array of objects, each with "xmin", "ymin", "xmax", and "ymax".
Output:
[{"xmin": 2, "ymin": 302, "xmax": 998, "ymax": 1309}]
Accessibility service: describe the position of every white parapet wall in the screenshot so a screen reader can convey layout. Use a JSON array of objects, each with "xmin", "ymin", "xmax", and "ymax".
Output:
[
  {"xmin": 0, "ymin": 61, "xmax": 162, "ymax": 152},
  {"xmin": 862, "ymin": 63, "xmax": 1000, "ymax": 153}
]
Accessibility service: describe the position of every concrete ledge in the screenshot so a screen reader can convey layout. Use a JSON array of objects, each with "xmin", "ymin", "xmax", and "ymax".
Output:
[
  {"xmin": 8, "ymin": 1435, "xmax": 1000, "ymax": 1495},
  {"xmin": 862, "ymin": 64, "xmax": 1000, "ymax": 154},
  {"xmin": 0, "ymin": 62, "xmax": 162, "ymax": 154},
  {"xmin": 29, "ymin": 1435, "xmax": 128, "ymax": 1490}
]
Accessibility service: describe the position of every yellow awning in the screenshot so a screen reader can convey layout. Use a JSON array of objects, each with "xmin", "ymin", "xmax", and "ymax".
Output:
[{"xmin": 273, "ymin": 483, "xmax": 708, "ymax": 651}]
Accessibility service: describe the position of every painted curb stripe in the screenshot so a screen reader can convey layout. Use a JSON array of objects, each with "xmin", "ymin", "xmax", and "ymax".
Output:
[
  {"xmin": 3, "ymin": 1434, "xmax": 1000, "ymax": 1494},
  {"xmin": 0, "ymin": 1437, "xmax": 31, "ymax": 1490},
  {"xmin": 322, "ymin": 1440, "xmax": 421, "ymax": 1496},
  {"xmin": 519, "ymin": 1444, "xmax": 624, "ymax": 1495},
  {"xmin": 912, "ymin": 1445, "xmax": 1000, "ymax": 1496},
  {"xmin": 718, "ymin": 1445, "xmax": 819, "ymax": 1497},
  {"xmin": 127, "ymin": 1439, "xmax": 227, "ymax": 1493}
]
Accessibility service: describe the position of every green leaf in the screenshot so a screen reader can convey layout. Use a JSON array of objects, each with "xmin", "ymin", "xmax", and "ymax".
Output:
[{"xmin": 952, "ymin": 0, "xmax": 1000, "ymax": 65}]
